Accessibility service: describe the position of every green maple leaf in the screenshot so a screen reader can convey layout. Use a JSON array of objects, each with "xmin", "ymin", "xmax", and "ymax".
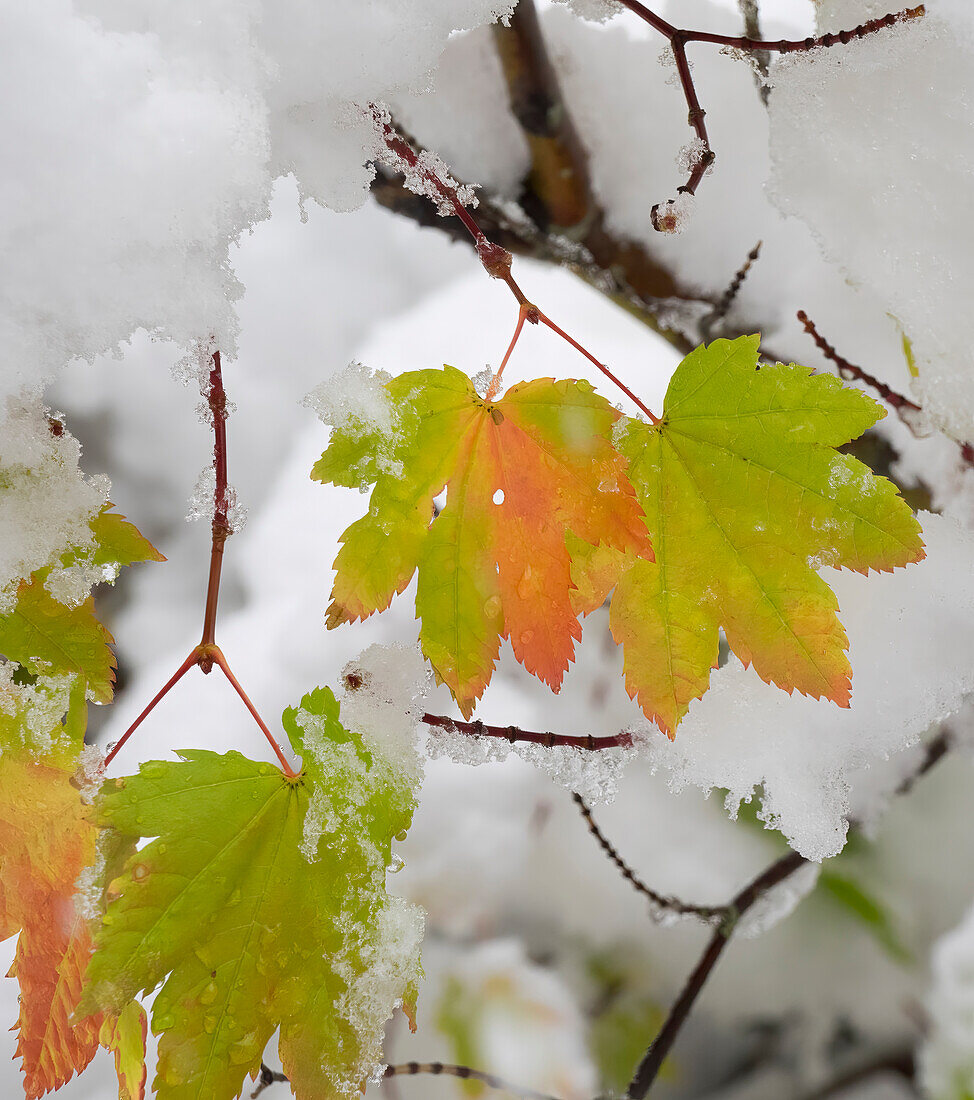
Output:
[
  {"xmin": 0, "ymin": 505, "xmax": 162, "ymax": 704},
  {"xmin": 80, "ymin": 687, "xmax": 424, "ymax": 1100},
  {"xmin": 0, "ymin": 584, "xmax": 115, "ymax": 703},
  {"xmin": 573, "ymin": 335, "xmax": 925, "ymax": 735},
  {"xmin": 313, "ymin": 366, "xmax": 651, "ymax": 717}
]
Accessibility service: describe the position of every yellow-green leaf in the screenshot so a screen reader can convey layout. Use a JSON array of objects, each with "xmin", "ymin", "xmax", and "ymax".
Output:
[
  {"xmin": 315, "ymin": 367, "xmax": 652, "ymax": 717},
  {"xmin": 81, "ymin": 687, "xmax": 423, "ymax": 1100},
  {"xmin": 574, "ymin": 336, "xmax": 924, "ymax": 735}
]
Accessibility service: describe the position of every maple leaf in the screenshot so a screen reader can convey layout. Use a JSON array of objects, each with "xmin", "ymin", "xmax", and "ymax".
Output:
[
  {"xmin": 0, "ymin": 583, "xmax": 115, "ymax": 703},
  {"xmin": 0, "ymin": 749, "xmax": 102, "ymax": 1098},
  {"xmin": 0, "ymin": 505, "xmax": 162, "ymax": 705},
  {"xmin": 573, "ymin": 336, "xmax": 925, "ymax": 735},
  {"xmin": 81, "ymin": 686, "xmax": 424, "ymax": 1100},
  {"xmin": 314, "ymin": 367, "xmax": 652, "ymax": 717},
  {"xmin": 100, "ymin": 1001, "xmax": 149, "ymax": 1100}
]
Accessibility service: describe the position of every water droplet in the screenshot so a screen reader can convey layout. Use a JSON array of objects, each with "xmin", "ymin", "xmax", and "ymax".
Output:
[
  {"xmin": 200, "ymin": 981, "xmax": 219, "ymax": 1005},
  {"xmin": 132, "ymin": 863, "xmax": 148, "ymax": 881},
  {"xmin": 519, "ymin": 630, "xmax": 534, "ymax": 645},
  {"xmin": 517, "ymin": 566, "xmax": 534, "ymax": 599},
  {"xmin": 155, "ymin": 1013, "xmax": 176, "ymax": 1032},
  {"xmin": 492, "ymin": 488, "xmax": 505, "ymax": 505},
  {"xmin": 483, "ymin": 595, "xmax": 502, "ymax": 620},
  {"xmin": 395, "ymin": 829, "xmax": 408, "ymax": 842},
  {"xmin": 387, "ymin": 853, "xmax": 405, "ymax": 874},
  {"xmin": 203, "ymin": 1015, "xmax": 217, "ymax": 1034}
]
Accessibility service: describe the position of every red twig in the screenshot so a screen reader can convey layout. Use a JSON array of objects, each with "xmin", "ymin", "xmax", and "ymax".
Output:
[
  {"xmin": 379, "ymin": 118, "xmax": 661, "ymax": 422},
  {"xmin": 537, "ymin": 309, "xmax": 661, "ymax": 424},
  {"xmin": 103, "ymin": 650, "xmax": 198, "ymax": 767},
  {"xmin": 104, "ymin": 349, "xmax": 296, "ymax": 777},
  {"xmin": 213, "ymin": 650, "xmax": 296, "ymax": 777},
  {"xmin": 200, "ymin": 350, "xmax": 231, "ymax": 661},
  {"xmin": 796, "ymin": 310, "xmax": 974, "ymax": 466},
  {"xmin": 796, "ymin": 310, "xmax": 922, "ymax": 418},
  {"xmin": 485, "ymin": 301, "xmax": 538, "ymax": 401},
  {"xmin": 613, "ymin": 2, "xmax": 924, "ymax": 228},
  {"xmin": 422, "ymin": 713, "xmax": 635, "ymax": 751}
]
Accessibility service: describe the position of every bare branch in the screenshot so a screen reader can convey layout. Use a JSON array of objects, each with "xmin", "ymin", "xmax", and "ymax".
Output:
[
  {"xmin": 797, "ymin": 310, "xmax": 974, "ymax": 467},
  {"xmin": 701, "ymin": 240, "xmax": 762, "ymax": 340},
  {"xmin": 573, "ymin": 793, "xmax": 725, "ymax": 923},
  {"xmin": 385, "ymin": 1061, "xmax": 564, "ymax": 1100},
  {"xmin": 622, "ymin": 723, "xmax": 951, "ymax": 1098},
  {"xmin": 613, "ymin": 2, "xmax": 924, "ymax": 224},
  {"xmin": 737, "ymin": 0, "xmax": 771, "ymax": 103},
  {"xmin": 423, "ymin": 713, "xmax": 635, "ymax": 751},
  {"xmin": 625, "ymin": 850, "xmax": 808, "ymax": 1099}
]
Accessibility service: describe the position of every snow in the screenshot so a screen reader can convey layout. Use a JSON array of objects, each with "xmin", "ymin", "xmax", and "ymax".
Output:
[
  {"xmin": 647, "ymin": 513, "xmax": 974, "ymax": 861},
  {"xmin": 8, "ymin": 0, "xmax": 974, "ymax": 1093},
  {"xmin": 0, "ymin": 398, "xmax": 108, "ymax": 611},
  {"xmin": 340, "ymin": 642, "xmax": 429, "ymax": 791},
  {"xmin": 768, "ymin": 0, "xmax": 974, "ymax": 444},
  {"xmin": 921, "ymin": 903, "xmax": 974, "ymax": 1100}
]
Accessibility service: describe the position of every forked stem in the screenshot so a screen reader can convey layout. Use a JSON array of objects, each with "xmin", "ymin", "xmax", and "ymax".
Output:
[
  {"xmin": 103, "ymin": 650, "xmax": 198, "ymax": 767},
  {"xmin": 212, "ymin": 649, "xmax": 297, "ymax": 777},
  {"xmin": 485, "ymin": 302, "xmax": 539, "ymax": 401},
  {"xmin": 538, "ymin": 310, "xmax": 661, "ymax": 423},
  {"xmin": 380, "ymin": 119, "xmax": 661, "ymax": 421}
]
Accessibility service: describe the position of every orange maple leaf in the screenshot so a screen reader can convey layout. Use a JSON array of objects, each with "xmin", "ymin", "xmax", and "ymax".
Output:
[
  {"xmin": 315, "ymin": 368, "xmax": 653, "ymax": 716},
  {"xmin": 0, "ymin": 752, "xmax": 101, "ymax": 1098}
]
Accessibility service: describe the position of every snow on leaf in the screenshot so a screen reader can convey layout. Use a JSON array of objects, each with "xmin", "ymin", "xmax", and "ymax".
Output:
[
  {"xmin": 0, "ymin": 504, "xmax": 162, "ymax": 704},
  {"xmin": 0, "ymin": 750, "xmax": 103, "ymax": 1098},
  {"xmin": 573, "ymin": 336, "xmax": 925, "ymax": 736},
  {"xmin": 314, "ymin": 366, "xmax": 652, "ymax": 718},
  {"xmin": 0, "ymin": 582, "xmax": 116, "ymax": 704},
  {"xmin": 80, "ymin": 686, "xmax": 424, "ymax": 1100}
]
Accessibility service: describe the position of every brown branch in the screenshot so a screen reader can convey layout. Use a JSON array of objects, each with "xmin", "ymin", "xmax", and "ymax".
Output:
[
  {"xmin": 613, "ymin": 2, "xmax": 924, "ymax": 227},
  {"xmin": 737, "ymin": 0, "xmax": 771, "ymax": 103},
  {"xmin": 493, "ymin": 0, "xmax": 593, "ymax": 233},
  {"xmin": 622, "ymin": 722, "xmax": 952, "ymax": 1098},
  {"xmin": 250, "ymin": 1060, "xmax": 565, "ymax": 1100},
  {"xmin": 200, "ymin": 350, "xmax": 231, "ymax": 660},
  {"xmin": 385, "ymin": 1062, "xmax": 564, "ymax": 1100},
  {"xmin": 251, "ymin": 1064, "xmax": 287, "ymax": 1098},
  {"xmin": 796, "ymin": 310, "xmax": 974, "ymax": 466},
  {"xmin": 423, "ymin": 713, "xmax": 635, "ymax": 751},
  {"xmin": 625, "ymin": 850, "xmax": 808, "ymax": 1099},
  {"xmin": 573, "ymin": 794, "xmax": 725, "ymax": 922},
  {"xmin": 796, "ymin": 1049, "xmax": 916, "ymax": 1100},
  {"xmin": 701, "ymin": 240, "xmax": 762, "ymax": 340}
]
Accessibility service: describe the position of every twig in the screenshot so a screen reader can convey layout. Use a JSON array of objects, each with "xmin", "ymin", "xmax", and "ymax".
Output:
[
  {"xmin": 621, "ymin": 722, "xmax": 952, "ymax": 1097},
  {"xmin": 422, "ymin": 713, "xmax": 635, "ymax": 751},
  {"xmin": 796, "ymin": 310, "xmax": 974, "ymax": 466},
  {"xmin": 737, "ymin": 0, "xmax": 770, "ymax": 103},
  {"xmin": 103, "ymin": 350, "xmax": 297, "ymax": 777},
  {"xmin": 251, "ymin": 1064, "xmax": 287, "ymax": 1098},
  {"xmin": 701, "ymin": 241, "xmax": 762, "ymax": 340},
  {"xmin": 249, "ymin": 1060, "xmax": 564, "ymax": 1100},
  {"xmin": 385, "ymin": 1061, "xmax": 564, "ymax": 1100},
  {"xmin": 199, "ymin": 349, "xmax": 231, "ymax": 657},
  {"xmin": 625, "ymin": 850, "xmax": 808, "ymax": 1099},
  {"xmin": 369, "ymin": 162, "xmax": 699, "ymax": 351},
  {"xmin": 613, "ymin": 2, "xmax": 924, "ymax": 227},
  {"xmin": 572, "ymin": 794, "xmax": 725, "ymax": 922},
  {"xmin": 378, "ymin": 118, "xmax": 661, "ymax": 422},
  {"xmin": 796, "ymin": 1049, "xmax": 916, "ymax": 1100}
]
